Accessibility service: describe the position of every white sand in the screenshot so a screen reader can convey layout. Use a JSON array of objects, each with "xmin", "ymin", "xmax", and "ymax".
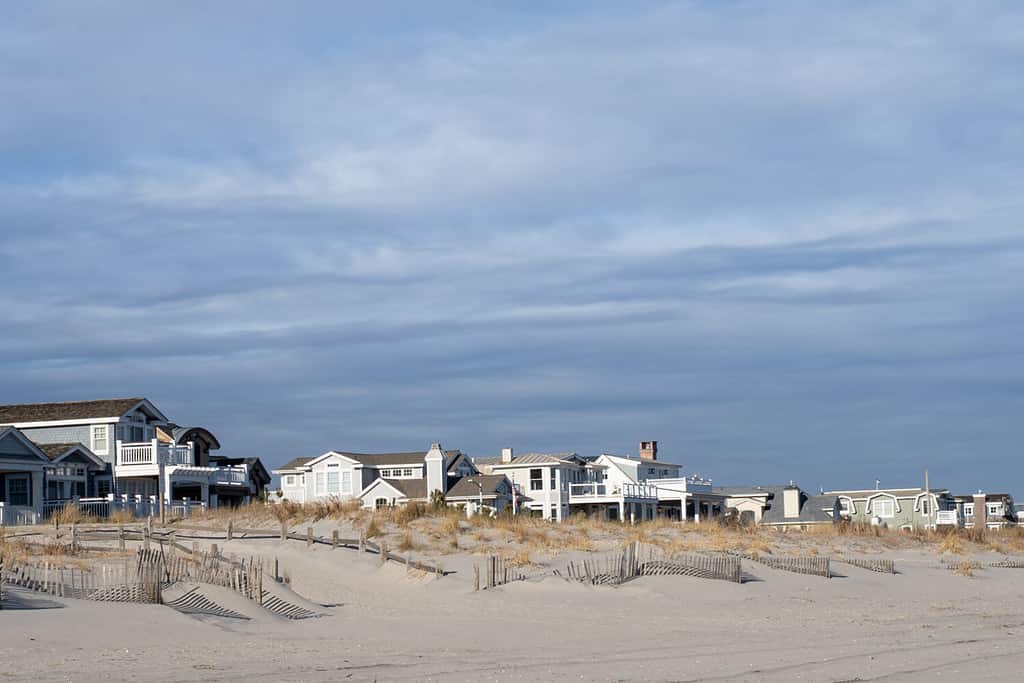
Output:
[{"xmin": 3, "ymin": 538, "xmax": 1024, "ymax": 682}]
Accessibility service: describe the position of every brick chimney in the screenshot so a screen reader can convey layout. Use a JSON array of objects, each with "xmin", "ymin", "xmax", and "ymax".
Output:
[
  {"xmin": 973, "ymin": 492, "xmax": 987, "ymax": 529},
  {"xmin": 501, "ymin": 447, "xmax": 514, "ymax": 464},
  {"xmin": 639, "ymin": 441, "xmax": 657, "ymax": 461}
]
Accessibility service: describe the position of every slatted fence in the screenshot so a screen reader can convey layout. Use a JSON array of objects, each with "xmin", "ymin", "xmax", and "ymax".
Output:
[
  {"xmin": 474, "ymin": 555, "xmax": 527, "ymax": 590},
  {"xmin": 838, "ymin": 557, "xmax": 896, "ymax": 574},
  {"xmin": 731, "ymin": 551, "xmax": 831, "ymax": 578},
  {"xmin": 554, "ymin": 543, "xmax": 743, "ymax": 587}
]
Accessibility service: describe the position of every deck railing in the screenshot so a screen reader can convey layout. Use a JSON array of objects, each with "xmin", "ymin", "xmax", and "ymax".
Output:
[
  {"xmin": 568, "ymin": 482, "xmax": 658, "ymax": 500},
  {"xmin": 38, "ymin": 496, "xmax": 206, "ymax": 522},
  {"xmin": 935, "ymin": 510, "xmax": 961, "ymax": 526},
  {"xmin": 116, "ymin": 440, "xmax": 194, "ymax": 467},
  {"xmin": 210, "ymin": 466, "xmax": 248, "ymax": 485},
  {"xmin": 0, "ymin": 502, "xmax": 38, "ymax": 526}
]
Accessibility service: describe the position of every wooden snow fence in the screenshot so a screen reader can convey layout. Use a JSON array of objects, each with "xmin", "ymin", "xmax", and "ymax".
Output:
[
  {"xmin": 734, "ymin": 552, "xmax": 832, "ymax": 578},
  {"xmin": 554, "ymin": 543, "xmax": 742, "ymax": 587},
  {"xmin": 474, "ymin": 555, "xmax": 527, "ymax": 591},
  {"xmin": 0, "ymin": 554, "xmax": 162, "ymax": 603},
  {"xmin": 988, "ymin": 558, "xmax": 1024, "ymax": 569},
  {"xmin": 837, "ymin": 557, "xmax": 897, "ymax": 574}
]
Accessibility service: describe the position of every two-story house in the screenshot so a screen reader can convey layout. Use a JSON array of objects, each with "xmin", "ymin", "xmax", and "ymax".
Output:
[
  {"xmin": 824, "ymin": 486, "xmax": 956, "ymax": 530},
  {"xmin": 0, "ymin": 398, "xmax": 267, "ymax": 515},
  {"xmin": 953, "ymin": 492, "xmax": 1017, "ymax": 529},
  {"xmin": 473, "ymin": 449, "xmax": 590, "ymax": 521},
  {"xmin": 272, "ymin": 444, "xmax": 513, "ymax": 515}
]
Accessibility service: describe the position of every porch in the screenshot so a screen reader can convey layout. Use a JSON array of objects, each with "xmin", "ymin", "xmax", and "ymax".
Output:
[{"xmin": 115, "ymin": 439, "xmax": 194, "ymax": 476}]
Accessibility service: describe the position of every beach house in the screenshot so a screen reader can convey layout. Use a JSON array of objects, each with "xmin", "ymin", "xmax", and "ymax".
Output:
[
  {"xmin": 474, "ymin": 441, "xmax": 724, "ymax": 523},
  {"xmin": 272, "ymin": 444, "xmax": 513, "ymax": 516},
  {"xmin": 952, "ymin": 492, "xmax": 1017, "ymax": 529},
  {"xmin": 0, "ymin": 397, "xmax": 267, "ymax": 517},
  {"xmin": 823, "ymin": 486, "xmax": 956, "ymax": 530}
]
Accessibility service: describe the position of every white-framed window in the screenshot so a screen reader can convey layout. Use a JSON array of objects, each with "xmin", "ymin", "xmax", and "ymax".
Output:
[
  {"xmin": 92, "ymin": 425, "xmax": 108, "ymax": 452},
  {"xmin": 315, "ymin": 472, "xmax": 325, "ymax": 495},
  {"xmin": 964, "ymin": 503, "xmax": 975, "ymax": 516},
  {"xmin": 341, "ymin": 471, "xmax": 352, "ymax": 494},
  {"xmin": 873, "ymin": 498, "xmax": 895, "ymax": 518},
  {"xmin": 648, "ymin": 467, "xmax": 656, "ymax": 475},
  {"xmin": 402, "ymin": 468, "xmax": 413, "ymax": 477},
  {"xmin": 921, "ymin": 499, "xmax": 930, "ymax": 515},
  {"xmin": 550, "ymin": 469, "xmax": 557, "ymax": 490},
  {"xmin": 375, "ymin": 498, "xmax": 388, "ymax": 510},
  {"xmin": 530, "ymin": 469, "xmax": 543, "ymax": 491},
  {"xmin": 988, "ymin": 504, "xmax": 1001, "ymax": 516},
  {"xmin": 380, "ymin": 469, "xmax": 391, "ymax": 477},
  {"xmin": 285, "ymin": 475, "xmax": 295, "ymax": 486},
  {"xmin": 327, "ymin": 471, "xmax": 339, "ymax": 494},
  {"xmin": 839, "ymin": 499, "xmax": 851, "ymax": 514}
]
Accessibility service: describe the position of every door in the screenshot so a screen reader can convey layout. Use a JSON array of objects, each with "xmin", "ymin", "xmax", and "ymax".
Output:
[{"xmin": 6, "ymin": 473, "xmax": 31, "ymax": 506}]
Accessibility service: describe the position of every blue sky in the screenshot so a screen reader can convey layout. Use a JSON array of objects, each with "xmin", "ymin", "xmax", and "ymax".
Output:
[{"xmin": 1, "ymin": 2, "xmax": 1022, "ymax": 493}]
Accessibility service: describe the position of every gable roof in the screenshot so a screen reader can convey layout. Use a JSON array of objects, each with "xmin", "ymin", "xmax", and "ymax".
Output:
[
  {"xmin": 335, "ymin": 450, "xmax": 462, "ymax": 467},
  {"xmin": 361, "ymin": 474, "xmax": 510, "ymax": 502},
  {"xmin": 274, "ymin": 457, "xmax": 313, "ymax": 472},
  {"xmin": 600, "ymin": 454, "xmax": 682, "ymax": 469},
  {"xmin": 0, "ymin": 427, "xmax": 51, "ymax": 463},
  {"xmin": 825, "ymin": 488, "xmax": 949, "ymax": 499},
  {"xmin": 31, "ymin": 442, "xmax": 106, "ymax": 466},
  {"xmin": 0, "ymin": 398, "xmax": 163, "ymax": 424}
]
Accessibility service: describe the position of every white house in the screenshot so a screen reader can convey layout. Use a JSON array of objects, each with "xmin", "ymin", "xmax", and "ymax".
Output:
[
  {"xmin": 0, "ymin": 398, "xmax": 268, "ymax": 515},
  {"xmin": 272, "ymin": 444, "xmax": 513, "ymax": 515},
  {"xmin": 475, "ymin": 441, "xmax": 723, "ymax": 523}
]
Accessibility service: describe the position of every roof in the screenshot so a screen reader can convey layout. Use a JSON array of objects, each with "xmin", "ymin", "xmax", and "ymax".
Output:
[
  {"xmin": 275, "ymin": 457, "xmax": 313, "ymax": 471},
  {"xmin": 446, "ymin": 474, "xmax": 508, "ymax": 499},
  {"xmin": 824, "ymin": 488, "xmax": 948, "ymax": 499},
  {"xmin": 171, "ymin": 426, "xmax": 221, "ymax": 450},
  {"xmin": 333, "ymin": 450, "xmax": 461, "ymax": 467},
  {"xmin": 761, "ymin": 490, "xmax": 838, "ymax": 525},
  {"xmin": 368, "ymin": 474, "xmax": 509, "ymax": 501},
  {"xmin": 34, "ymin": 442, "xmax": 88, "ymax": 461},
  {"xmin": 714, "ymin": 486, "xmax": 782, "ymax": 498},
  {"xmin": 601, "ymin": 454, "xmax": 682, "ymax": 469},
  {"xmin": 482, "ymin": 452, "xmax": 580, "ymax": 467},
  {"xmin": 954, "ymin": 493, "xmax": 1014, "ymax": 502},
  {"xmin": 209, "ymin": 456, "xmax": 272, "ymax": 484},
  {"xmin": 0, "ymin": 398, "xmax": 148, "ymax": 424}
]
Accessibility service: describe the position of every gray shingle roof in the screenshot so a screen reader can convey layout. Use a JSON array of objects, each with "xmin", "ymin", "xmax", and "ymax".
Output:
[
  {"xmin": 33, "ymin": 442, "xmax": 87, "ymax": 461},
  {"xmin": 375, "ymin": 474, "xmax": 508, "ymax": 501},
  {"xmin": 275, "ymin": 457, "xmax": 312, "ymax": 471},
  {"xmin": 335, "ymin": 450, "xmax": 461, "ymax": 467},
  {"xmin": 0, "ymin": 398, "xmax": 146, "ymax": 424},
  {"xmin": 761, "ymin": 489, "xmax": 838, "ymax": 525}
]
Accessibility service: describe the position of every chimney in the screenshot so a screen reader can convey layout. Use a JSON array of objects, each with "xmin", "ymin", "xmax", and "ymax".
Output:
[
  {"xmin": 425, "ymin": 443, "xmax": 447, "ymax": 496},
  {"xmin": 501, "ymin": 447, "xmax": 514, "ymax": 464},
  {"xmin": 639, "ymin": 441, "xmax": 657, "ymax": 461},
  {"xmin": 973, "ymin": 492, "xmax": 987, "ymax": 529},
  {"xmin": 783, "ymin": 485, "xmax": 801, "ymax": 519}
]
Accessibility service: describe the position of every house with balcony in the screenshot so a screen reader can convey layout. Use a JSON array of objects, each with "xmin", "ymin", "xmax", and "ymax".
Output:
[
  {"xmin": 953, "ymin": 492, "xmax": 1017, "ymax": 529},
  {"xmin": 473, "ymin": 449, "xmax": 590, "ymax": 521},
  {"xmin": 823, "ymin": 486, "xmax": 955, "ymax": 530},
  {"xmin": 473, "ymin": 441, "xmax": 723, "ymax": 523},
  {"xmin": 0, "ymin": 397, "xmax": 267, "ymax": 515}
]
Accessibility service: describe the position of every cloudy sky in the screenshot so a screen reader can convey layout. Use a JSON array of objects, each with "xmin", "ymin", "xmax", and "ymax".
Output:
[{"xmin": 2, "ymin": 2, "xmax": 1022, "ymax": 493}]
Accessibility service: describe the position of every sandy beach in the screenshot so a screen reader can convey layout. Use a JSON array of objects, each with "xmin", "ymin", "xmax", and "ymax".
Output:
[{"xmin": 3, "ymin": 517, "xmax": 1024, "ymax": 683}]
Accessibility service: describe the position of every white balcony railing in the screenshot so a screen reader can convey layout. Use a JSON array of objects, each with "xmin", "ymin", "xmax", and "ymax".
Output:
[
  {"xmin": 568, "ymin": 482, "xmax": 658, "ymax": 500},
  {"xmin": 936, "ymin": 510, "xmax": 961, "ymax": 526},
  {"xmin": 116, "ymin": 440, "xmax": 194, "ymax": 467}
]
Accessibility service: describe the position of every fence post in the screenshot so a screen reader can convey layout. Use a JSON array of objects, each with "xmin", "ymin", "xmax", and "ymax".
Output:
[
  {"xmin": 118, "ymin": 525, "xmax": 126, "ymax": 551},
  {"xmin": 280, "ymin": 522, "xmax": 287, "ymax": 541},
  {"xmin": 332, "ymin": 530, "xmax": 339, "ymax": 549},
  {"xmin": 359, "ymin": 532, "xmax": 365, "ymax": 554},
  {"xmin": 227, "ymin": 520, "xmax": 233, "ymax": 542},
  {"xmin": 71, "ymin": 523, "xmax": 79, "ymax": 552},
  {"xmin": 306, "ymin": 527, "xmax": 313, "ymax": 547},
  {"xmin": 379, "ymin": 541, "xmax": 387, "ymax": 566},
  {"xmin": 211, "ymin": 543, "xmax": 219, "ymax": 558}
]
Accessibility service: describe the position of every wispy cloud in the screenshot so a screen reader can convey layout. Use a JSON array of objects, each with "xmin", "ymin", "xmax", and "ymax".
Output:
[{"xmin": 1, "ymin": 1, "xmax": 1022, "ymax": 493}]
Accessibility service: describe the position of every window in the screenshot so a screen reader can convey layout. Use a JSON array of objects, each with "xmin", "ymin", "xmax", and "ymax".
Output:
[
  {"xmin": 92, "ymin": 425, "xmax": 108, "ymax": 452},
  {"xmin": 988, "ymin": 504, "xmax": 1001, "ymax": 516},
  {"xmin": 327, "ymin": 471, "xmax": 339, "ymax": 494},
  {"xmin": 402, "ymin": 468, "xmax": 413, "ymax": 477},
  {"xmin": 550, "ymin": 469, "xmax": 557, "ymax": 490},
  {"xmin": 95, "ymin": 478, "xmax": 112, "ymax": 498},
  {"xmin": 873, "ymin": 498, "xmax": 895, "ymax": 518},
  {"xmin": 375, "ymin": 498, "xmax": 389, "ymax": 510},
  {"xmin": 839, "ymin": 499, "xmax": 851, "ymax": 514},
  {"xmin": 964, "ymin": 503, "xmax": 975, "ymax": 517},
  {"xmin": 530, "ymin": 469, "xmax": 543, "ymax": 491},
  {"xmin": 285, "ymin": 475, "xmax": 295, "ymax": 486},
  {"xmin": 648, "ymin": 467, "xmax": 656, "ymax": 476},
  {"xmin": 315, "ymin": 472, "xmax": 325, "ymax": 495},
  {"xmin": 342, "ymin": 471, "xmax": 352, "ymax": 494},
  {"xmin": 6, "ymin": 475, "xmax": 29, "ymax": 506},
  {"xmin": 921, "ymin": 499, "xmax": 930, "ymax": 515}
]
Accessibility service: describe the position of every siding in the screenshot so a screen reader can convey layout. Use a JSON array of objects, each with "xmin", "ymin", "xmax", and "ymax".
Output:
[{"xmin": 19, "ymin": 425, "xmax": 92, "ymax": 447}]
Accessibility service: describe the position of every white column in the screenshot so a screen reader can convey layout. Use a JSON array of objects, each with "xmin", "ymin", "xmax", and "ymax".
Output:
[
  {"xmin": 163, "ymin": 469, "xmax": 173, "ymax": 502},
  {"xmin": 680, "ymin": 495, "xmax": 688, "ymax": 523},
  {"xmin": 694, "ymin": 500, "xmax": 701, "ymax": 523},
  {"xmin": 555, "ymin": 469, "xmax": 562, "ymax": 522},
  {"xmin": 201, "ymin": 482, "xmax": 209, "ymax": 507},
  {"xmin": 618, "ymin": 500, "xmax": 625, "ymax": 523}
]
